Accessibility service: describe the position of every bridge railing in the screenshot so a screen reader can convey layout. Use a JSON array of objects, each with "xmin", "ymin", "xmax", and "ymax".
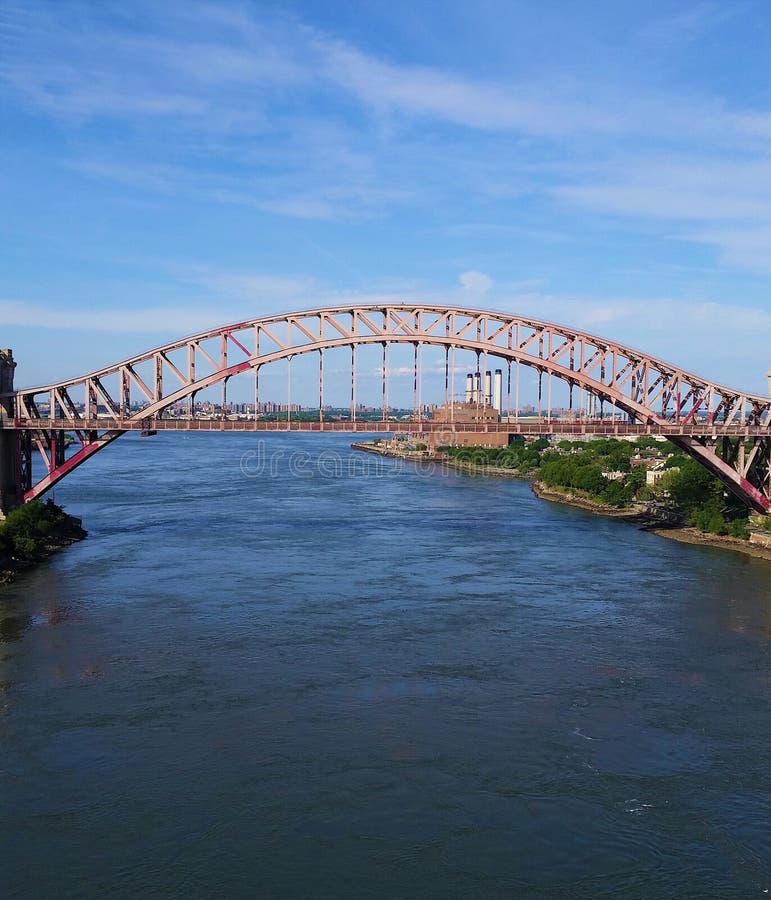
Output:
[{"xmin": 5, "ymin": 416, "xmax": 769, "ymax": 437}]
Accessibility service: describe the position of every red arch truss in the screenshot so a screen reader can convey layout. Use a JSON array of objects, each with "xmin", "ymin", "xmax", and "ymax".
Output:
[{"xmin": 4, "ymin": 304, "xmax": 771, "ymax": 512}]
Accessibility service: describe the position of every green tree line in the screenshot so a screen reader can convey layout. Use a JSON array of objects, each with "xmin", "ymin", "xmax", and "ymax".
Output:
[{"xmin": 442, "ymin": 437, "xmax": 751, "ymax": 537}]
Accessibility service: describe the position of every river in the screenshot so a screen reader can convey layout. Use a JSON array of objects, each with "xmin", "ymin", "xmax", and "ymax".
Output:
[{"xmin": 1, "ymin": 433, "xmax": 769, "ymax": 898}]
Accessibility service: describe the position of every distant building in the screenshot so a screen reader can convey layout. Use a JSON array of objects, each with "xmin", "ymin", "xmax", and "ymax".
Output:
[
  {"xmin": 646, "ymin": 463, "xmax": 678, "ymax": 487},
  {"xmin": 431, "ymin": 401, "xmax": 499, "ymax": 425}
]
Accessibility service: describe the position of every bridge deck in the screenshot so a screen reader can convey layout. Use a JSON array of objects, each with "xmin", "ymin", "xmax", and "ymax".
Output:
[{"xmin": 3, "ymin": 417, "xmax": 765, "ymax": 437}]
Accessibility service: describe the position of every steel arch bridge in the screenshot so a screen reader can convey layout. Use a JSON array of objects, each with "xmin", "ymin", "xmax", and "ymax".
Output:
[{"xmin": 1, "ymin": 304, "xmax": 770, "ymax": 513}]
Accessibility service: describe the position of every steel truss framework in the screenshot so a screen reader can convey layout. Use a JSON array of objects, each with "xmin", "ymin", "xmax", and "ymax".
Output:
[{"xmin": 3, "ymin": 305, "xmax": 771, "ymax": 511}]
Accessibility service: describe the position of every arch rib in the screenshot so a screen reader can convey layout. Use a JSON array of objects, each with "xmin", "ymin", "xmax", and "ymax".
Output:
[{"xmin": 4, "ymin": 304, "xmax": 769, "ymax": 512}]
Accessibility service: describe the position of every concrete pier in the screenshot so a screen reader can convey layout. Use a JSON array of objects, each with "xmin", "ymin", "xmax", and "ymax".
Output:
[{"xmin": 0, "ymin": 349, "xmax": 18, "ymax": 517}]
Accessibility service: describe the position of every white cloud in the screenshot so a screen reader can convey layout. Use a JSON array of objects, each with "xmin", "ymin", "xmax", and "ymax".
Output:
[{"xmin": 459, "ymin": 271, "xmax": 493, "ymax": 294}]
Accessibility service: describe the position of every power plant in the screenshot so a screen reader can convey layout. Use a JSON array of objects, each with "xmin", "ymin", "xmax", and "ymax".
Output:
[{"xmin": 463, "ymin": 370, "xmax": 502, "ymax": 412}]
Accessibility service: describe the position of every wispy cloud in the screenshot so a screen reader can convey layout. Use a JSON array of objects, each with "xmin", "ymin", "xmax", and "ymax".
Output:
[
  {"xmin": 554, "ymin": 157, "xmax": 771, "ymax": 222},
  {"xmin": 0, "ymin": 299, "xmax": 231, "ymax": 334},
  {"xmin": 634, "ymin": 2, "xmax": 739, "ymax": 51},
  {"xmin": 316, "ymin": 39, "xmax": 619, "ymax": 136},
  {"xmin": 553, "ymin": 155, "xmax": 771, "ymax": 274},
  {"xmin": 175, "ymin": 268, "xmax": 316, "ymax": 302},
  {"xmin": 4, "ymin": 0, "xmax": 771, "ymax": 259},
  {"xmin": 0, "ymin": 1, "xmax": 305, "ymax": 128}
]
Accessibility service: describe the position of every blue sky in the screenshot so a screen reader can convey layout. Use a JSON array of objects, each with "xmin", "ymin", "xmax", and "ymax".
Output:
[{"xmin": 3, "ymin": 0, "xmax": 771, "ymax": 403}]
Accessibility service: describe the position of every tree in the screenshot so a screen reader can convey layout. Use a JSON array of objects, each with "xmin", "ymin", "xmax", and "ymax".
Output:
[{"xmin": 664, "ymin": 459, "xmax": 721, "ymax": 514}]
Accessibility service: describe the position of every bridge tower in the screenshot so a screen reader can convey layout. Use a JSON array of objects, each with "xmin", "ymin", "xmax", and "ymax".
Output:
[{"xmin": 0, "ymin": 349, "xmax": 19, "ymax": 517}]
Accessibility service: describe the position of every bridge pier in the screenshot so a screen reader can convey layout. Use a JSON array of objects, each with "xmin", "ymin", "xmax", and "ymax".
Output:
[{"xmin": 0, "ymin": 349, "xmax": 20, "ymax": 517}]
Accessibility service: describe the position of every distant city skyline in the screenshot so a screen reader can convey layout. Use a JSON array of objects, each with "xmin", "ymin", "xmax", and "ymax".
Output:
[{"xmin": 3, "ymin": 1, "xmax": 771, "ymax": 397}]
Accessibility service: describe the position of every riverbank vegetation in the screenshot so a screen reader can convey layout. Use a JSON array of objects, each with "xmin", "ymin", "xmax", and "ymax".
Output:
[
  {"xmin": 441, "ymin": 438, "xmax": 754, "ymax": 537},
  {"xmin": 0, "ymin": 499, "xmax": 86, "ymax": 583}
]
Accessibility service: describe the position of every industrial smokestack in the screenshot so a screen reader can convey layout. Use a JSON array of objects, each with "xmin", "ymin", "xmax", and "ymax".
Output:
[
  {"xmin": 484, "ymin": 371, "xmax": 492, "ymax": 406},
  {"xmin": 493, "ymin": 369, "xmax": 503, "ymax": 414},
  {"xmin": 474, "ymin": 372, "xmax": 481, "ymax": 403},
  {"xmin": 465, "ymin": 373, "xmax": 473, "ymax": 403}
]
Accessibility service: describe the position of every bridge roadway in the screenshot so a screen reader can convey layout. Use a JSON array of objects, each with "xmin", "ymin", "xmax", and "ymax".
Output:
[{"xmin": 4, "ymin": 417, "xmax": 764, "ymax": 437}]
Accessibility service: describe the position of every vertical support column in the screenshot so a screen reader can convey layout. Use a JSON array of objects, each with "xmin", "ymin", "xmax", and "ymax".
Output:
[
  {"xmin": 188, "ymin": 344, "xmax": 196, "ymax": 419},
  {"xmin": 221, "ymin": 335, "xmax": 228, "ymax": 419},
  {"xmin": 547, "ymin": 372, "xmax": 552, "ymax": 423},
  {"xmin": 319, "ymin": 350, "xmax": 324, "ymax": 425},
  {"xmin": 537, "ymin": 370, "xmax": 543, "ymax": 419},
  {"xmin": 54, "ymin": 431, "xmax": 66, "ymax": 469},
  {"xmin": 121, "ymin": 369, "xmax": 130, "ymax": 419},
  {"xmin": 350, "ymin": 345, "xmax": 356, "ymax": 424},
  {"xmin": 417, "ymin": 342, "xmax": 422, "ymax": 419},
  {"xmin": 599, "ymin": 356, "xmax": 606, "ymax": 420},
  {"xmin": 254, "ymin": 366, "xmax": 260, "ymax": 423},
  {"xmin": 506, "ymin": 360, "xmax": 512, "ymax": 419},
  {"xmin": 413, "ymin": 343, "xmax": 419, "ymax": 419},
  {"xmin": 0, "ymin": 349, "xmax": 19, "ymax": 514},
  {"xmin": 450, "ymin": 345, "xmax": 456, "ymax": 422},
  {"xmin": 444, "ymin": 346, "xmax": 449, "ymax": 409},
  {"xmin": 381, "ymin": 343, "xmax": 387, "ymax": 422},
  {"xmin": 154, "ymin": 354, "xmax": 163, "ymax": 405},
  {"xmin": 18, "ymin": 429, "xmax": 32, "ymax": 498},
  {"xmin": 287, "ymin": 356, "xmax": 292, "ymax": 429}
]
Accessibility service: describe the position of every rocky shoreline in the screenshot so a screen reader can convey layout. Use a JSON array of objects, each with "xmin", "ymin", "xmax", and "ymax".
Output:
[
  {"xmin": 441, "ymin": 458, "xmax": 530, "ymax": 480},
  {"xmin": 529, "ymin": 481, "xmax": 771, "ymax": 560},
  {"xmin": 533, "ymin": 482, "xmax": 771, "ymax": 561},
  {"xmin": 0, "ymin": 514, "xmax": 87, "ymax": 586},
  {"xmin": 646, "ymin": 525, "xmax": 771, "ymax": 562},
  {"xmin": 530, "ymin": 480, "xmax": 652, "ymax": 519}
]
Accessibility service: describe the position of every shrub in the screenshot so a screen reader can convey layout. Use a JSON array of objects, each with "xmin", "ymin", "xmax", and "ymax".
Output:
[
  {"xmin": 0, "ymin": 499, "xmax": 67, "ymax": 560},
  {"xmin": 728, "ymin": 519, "xmax": 750, "ymax": 539}
]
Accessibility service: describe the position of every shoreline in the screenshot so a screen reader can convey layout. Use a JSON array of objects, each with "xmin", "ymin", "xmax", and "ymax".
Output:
[
  {"xmin": 440, "ymin": 458, "xmax": 530, "ymax": 480},
  {"xmin": 352, "ymin": 441, "xmax": 771, "ymax": 563},
  {"xmin": 0, "ymin": 514, "xmax": 87, "ymax": 586},
  {"xmin": 530, "ymin": 480, "xmax": 771, "ymax": 561},
  {"xmin": 646, "ymin": 525, "xmax": 771, "ymax": 562},
  {"xmin": 529, "ymin": 481, "xmax": 652, "ymax": 520}
]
